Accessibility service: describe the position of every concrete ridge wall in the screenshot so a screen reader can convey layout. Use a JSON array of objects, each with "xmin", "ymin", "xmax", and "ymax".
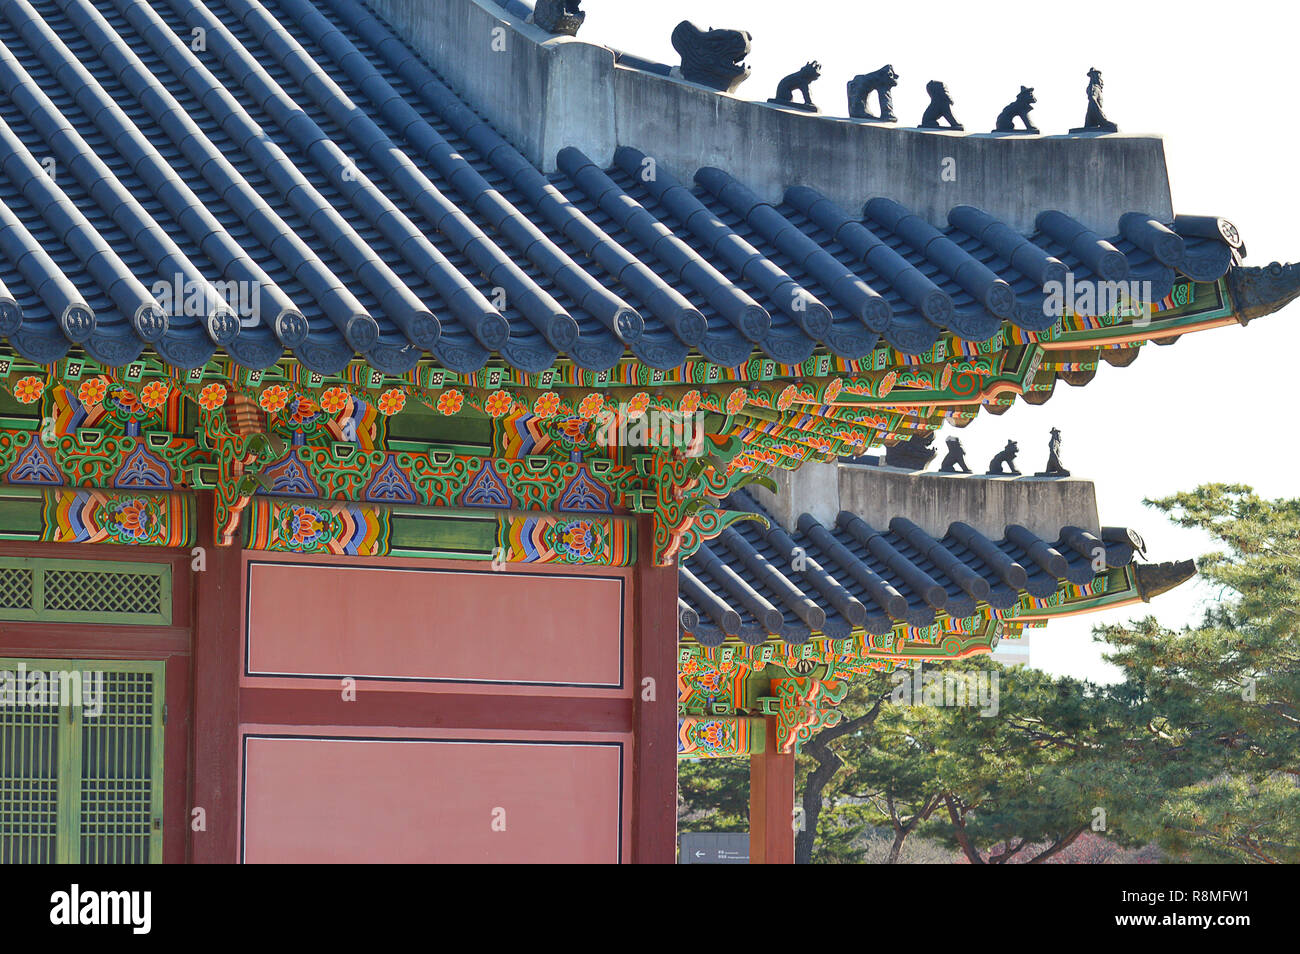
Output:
[
  {"xmin": 750, "ymin": 460, "xmax": 1101, "ymax": 542},
  {"xmin": 367, "ymin": 0, "xmax": 1174, "ymax": 234}
]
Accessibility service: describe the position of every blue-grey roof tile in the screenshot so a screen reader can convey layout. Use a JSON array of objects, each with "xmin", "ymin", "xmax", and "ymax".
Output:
[
  {"xmin": 679, "ymin": 490, "xmax": 1141, "ymax": 647},
  {"xmin": 0, "ymin": 0, "xmax": 1241, "ymax": 374}
]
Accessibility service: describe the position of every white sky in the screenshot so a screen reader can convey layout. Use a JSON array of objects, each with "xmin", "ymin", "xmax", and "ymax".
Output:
[{"xmin": 579, "ymin": 0, "xmax": 1300, "ymax": 681}]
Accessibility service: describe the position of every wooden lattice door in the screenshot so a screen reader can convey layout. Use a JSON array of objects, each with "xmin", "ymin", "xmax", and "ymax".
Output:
[{"xmin": 0, "ymin": 658, "xmax": 165, "ymax": 863}]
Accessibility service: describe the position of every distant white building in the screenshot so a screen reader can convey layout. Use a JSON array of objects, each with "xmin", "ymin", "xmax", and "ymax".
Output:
[{"xmin": 992, "ymin": 629, "xmax": 1032, "ymax": 666}]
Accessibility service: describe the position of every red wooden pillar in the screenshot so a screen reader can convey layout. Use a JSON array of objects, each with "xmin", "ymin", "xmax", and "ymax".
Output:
[
  {"xmin": 632, "ymin": 515, "xmax": 678, "ymax": 863},
  {"xmin": 749, "ymin": 713, "xmax": 795, "ymax": 864},
  {"xmin": 189, "ymin": 492, "xmax": 243, "ymax": 863}
]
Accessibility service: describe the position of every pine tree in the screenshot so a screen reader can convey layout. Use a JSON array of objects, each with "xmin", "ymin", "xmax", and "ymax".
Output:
[{"xmin": 1097, "ymin": 484, "xmax": 1300, "ymax": 863}]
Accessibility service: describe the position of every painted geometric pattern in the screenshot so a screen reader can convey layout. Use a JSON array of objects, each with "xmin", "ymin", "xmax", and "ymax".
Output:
[
  {"xmin": 678, "ymin": 717, "xmax": 761, "ymax": 758},
  {"xmin": 239, "ymin": 500, "xmax": 634, "ymax": 566},
  {"xmin": 0, "ymin": 429, "xmax": 203, "ymax": 493},
  {"xmin": 244, "ymin": 500, "xmax": 389, "ymax": 557},
  {"xmin": 361, "ymin": 456, "xmax": 418, "ymax": 503},
  {"xmin": 557, "ymin": 469, "xmax": 612, "ymax": 513},
  {"xmin": 242, "ymin": 443, "xmax": 636, "ymax": 511},
  {"xmin": 771, "ymin": 678, "xmax": 849, "ymax": 755},
  {"xmin": 40, "ymin": 490, "xmax": 192, "ymax": 547},
  {"xmin": 678, "ymin": 657, "xmax": 751, "ymax": 716},
  {"xmin": 0, "ymin": 272, "xmax": 1244, "ymax": 572},
  {"xmin": 47, "ymin": 379, "xmax": 184, "ymax": 438},
  {"xmin": 259, "ymin": 454, "xmax": 319, "ymax": 497},
  {"xmin": 6, "ymin": 440, "xmax": 60, "ymax": 486},
  {"xmin": 460, "ymin": 460, "xmax": 510, "ymax": 508},
  {"xmin": 265, "ymin": 391, "xmax": 383, "ymax": 452},
  {"xmin": 112, "ymin": 444, "xmax": 174, "ymax": 491},
  {"xmin": 496, "ymin": 515, "xmax": 631, "ymax": 566}
]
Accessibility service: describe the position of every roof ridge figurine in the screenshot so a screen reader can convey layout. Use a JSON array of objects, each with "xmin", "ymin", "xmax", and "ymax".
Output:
[
  {"xmin": 920, "ymin": 80, "xmax": 963, "ymax": 130},
  {"xmin": 994, "ymin": 85, "xmax": 1038, "ymax": 134},
  {"xmin": 769, "ymin": 61, "xmax": 822, "ymax": 113},
  {"xmin": 671, "ymin": 20, "xmax": 752, "ymax": 92},
  {"xmin": 1071, "ymin": 67, "xmax": 1119, "ymax": 133},
  {"xmin": 847, "ymin": 65, "xmax": 899, "ymax": 121},
  {"xmin": 939, "ymin": 436, "xmax": 971, "ymax": 473},
  {"xmin": 884, "ymin": 432, "xmax": 935, "ymax": 469},
  {"xmin": 1228, "ymin": 261, "xmax": 1300, "ymax": 323},
  {"xmin": 987, "ymin": 439, "xmax": 1022, "ymax": 475},
  {"xmin": 1037, "ymin": 428, "xmax": 1071, "ymax": 476},
  {"xmin": 533, "ymin": 0, "xmax": 584, "ymax": 37}
]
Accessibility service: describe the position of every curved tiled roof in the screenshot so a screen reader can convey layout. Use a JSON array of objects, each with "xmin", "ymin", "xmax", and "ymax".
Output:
[
  {"xmin": 0, "ymin": 0, "xmax": 1242, "ymax": 378},
  {"xmin": 678, "ymin": 489, "xmax": 1145, "ymax": 647}
]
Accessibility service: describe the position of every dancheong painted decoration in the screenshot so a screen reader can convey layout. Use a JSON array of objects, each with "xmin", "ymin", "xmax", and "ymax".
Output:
[{"xmin": 0, "ymin": 0, "xmax": 1294, "ymax": 864}]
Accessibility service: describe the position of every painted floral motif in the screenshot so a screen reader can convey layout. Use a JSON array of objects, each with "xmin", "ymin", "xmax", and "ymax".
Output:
[
  {"xmin": 258, "ymin": 385, "xmax": 290, "ymax": 414},
  {"xmin": 139, "ymin": 380, "xmax": 170, "ymax": 409},
  {"xmin": 725, "ymin": 387, "xmax": 748, "ymax": 415},
  {"xmin": 777, "ymin": 384, "xmax": 798, "ymax": 411},
  {"xmin": 823, "ymin": 377, "xmax": 843, "ymax": 403},
  {"xmin": 553, "ymin": 417, "xmax": 589, "ymax": 446},
  {"xmin": 376, "ymin": 388, "xmax": 406, "ymax": 416},
  {"xmin": 319, "ymin": 387, "xmax": 350, "ymax": 415},
  {"xmin": 197, "ymin": 382, "xmax": 228, "ymax": 411},
  {"xmin": 679, "ymin": 655, "xmax": 704, "ymax": 677},
  {"xmin": 678, "ymin": 390, "xmax": 701, "ymax": 416},
  {"xmin": 559, "ymin": 520, "xmax": 594, "ymax": 559},
  {"xmin": 532, "ymin": 391, "xmax": 560, "ymax": 418},
  {"xmin": 109, "ymin": 497, "xmax": 151, "ymax": 541},
  {"xmin": 484, "ymin": 390, "xmax": 513, "ymax": 418},
  {"xmin": 289, "ymin": 505, "xmax": 326, "ymax": 546},
  {"xmin": 699, "ymin": 721, "xmax": 729, "ymax": 750},
  {"xmin": 13, "ymin": 376, "xmax": 43, "ymax": 405},
  {"xmin": 679, "ymin": 717, "xmax": 747, "ymax": 757},
  {"xmin": 436, "ymin": 389, "xmax": 464, "ymax": 415},
  {"xmin": 78, "ymin": 377, "xmax": 109, "ymax": 407},
  {"xmin": 287, "ymin": 397, "xmax": 319, "ymax": 428},
  {"xmin": 108, "ymin": 386, "xmax": 142, "ymax": 416},
  {"xmin": 626, "ymin": 391, "xmax": 650, "ymax": 418},
  {"xmin": 696, "ymin": 670, "xmax": 725, "ymax": 694},
  {"xmin": 577, "ymin": 392, "xmax": 605, "ymax": 420}
]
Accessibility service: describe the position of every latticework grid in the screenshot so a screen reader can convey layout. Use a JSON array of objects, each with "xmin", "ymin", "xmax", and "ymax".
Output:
[
  {"xmin": 0, "ymin": 678, "xmax": 60, "ymax": 864},
  {"xmin": 79, "ymin": 671, "xmax": 156, "ymax": 864},
  {"xmin": 44, "ymin": 570, "xmax": 163, "ymax": 618},
  {"xmin": 0, "ymin": 567, "xmax": 34, "ymax": 611},
  {"xmin": 0, "ymin": 560, "xmax": 170, "ymax": 625},
  {"xmin": 1, "ymin": 661, "xmax": 162, "ymax": 864}
]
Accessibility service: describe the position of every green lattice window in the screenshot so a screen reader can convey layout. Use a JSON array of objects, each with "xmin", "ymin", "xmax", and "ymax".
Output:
[
  {"xmin": 0, "ymin": 565, "xmax": 34, "ymax": 611},
  {"xmin": 0, "ymin": 659, "xmax": 165, "ymax": 863},
  {"xmin": 0, "ymin": 558, "xmax": 171, "ymax": 625}
]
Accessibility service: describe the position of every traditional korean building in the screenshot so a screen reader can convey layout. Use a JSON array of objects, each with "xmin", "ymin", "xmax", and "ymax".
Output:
[{"xmin": 0, "ymin": 0, "xmax": 1295, "ymax": 863}]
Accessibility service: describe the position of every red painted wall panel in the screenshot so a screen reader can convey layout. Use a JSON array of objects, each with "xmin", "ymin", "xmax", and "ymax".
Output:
[
  {"xmin": 245, "ymin": 561, "xmax": 626, "ymax": 688},
  {"xmin": 242, "ymin": 735, "xmax": 624, "ymax": 863}
]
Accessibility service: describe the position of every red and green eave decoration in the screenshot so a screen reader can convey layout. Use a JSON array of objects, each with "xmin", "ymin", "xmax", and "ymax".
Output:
[{"xmin": 0, "ymin": 273, "xmax": 1273, "ymax": 568}]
